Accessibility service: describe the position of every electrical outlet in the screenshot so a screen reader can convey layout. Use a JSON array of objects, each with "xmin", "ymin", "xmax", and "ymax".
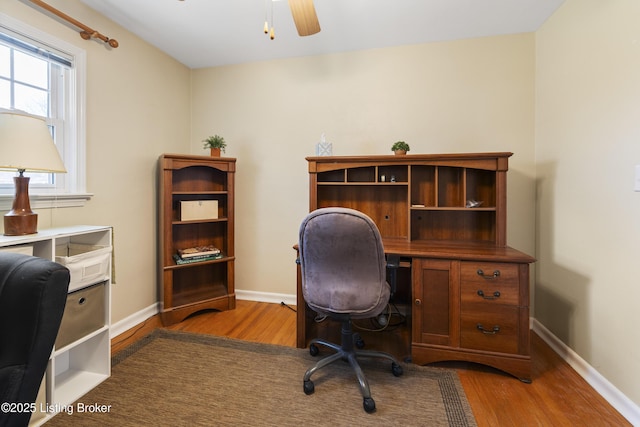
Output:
[{"xmin": 635, "ymin": 165, "xmax": 640, "ymax": 192}]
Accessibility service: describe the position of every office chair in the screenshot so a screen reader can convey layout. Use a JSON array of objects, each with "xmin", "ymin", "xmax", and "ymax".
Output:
[
  {"xmin": 298, "ymin": 207, "xmax": 403, "ymax": 413},
  {"xmin": 0, "ymin": 253, "xmax": 70, "ymax": 427}
]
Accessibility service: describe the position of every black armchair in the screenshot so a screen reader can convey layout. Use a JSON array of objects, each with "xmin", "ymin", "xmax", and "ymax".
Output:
[{"xmin": 0, "ymin": 253, "xmax": 70, "ymax": 427}]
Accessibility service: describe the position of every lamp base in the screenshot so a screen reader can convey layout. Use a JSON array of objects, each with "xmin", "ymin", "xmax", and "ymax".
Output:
[
  {"xmin": 4, "ymin": 175, "xmax": 38, "ymax": 236},
  {"xmin": 4, "ymin": 212, "xmax": 38, "ymax": 236}
]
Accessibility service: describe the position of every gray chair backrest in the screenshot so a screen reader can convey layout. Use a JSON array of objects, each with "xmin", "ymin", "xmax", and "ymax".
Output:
[{"xmin": 298, "ymin": 207, "xmax": 388, "ymax": 317}]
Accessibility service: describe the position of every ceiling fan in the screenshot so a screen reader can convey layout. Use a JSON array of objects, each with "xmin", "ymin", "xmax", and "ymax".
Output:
[
  {"xmin": 264, "ymin": 0, "xmax": 320, "ymax": 40},
  {"xmin": 287, "ymin": 0, "xmax": 321, "ymax": 37}
]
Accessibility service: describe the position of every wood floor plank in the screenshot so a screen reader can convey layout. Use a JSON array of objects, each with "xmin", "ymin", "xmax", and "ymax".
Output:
[
  {"xmin": 111, "ymin": 300, "xmax": 631, "ymax": 426},
  {"xmin": 454, "ymin": 331, "xmax": 630, "ymax": 426}
]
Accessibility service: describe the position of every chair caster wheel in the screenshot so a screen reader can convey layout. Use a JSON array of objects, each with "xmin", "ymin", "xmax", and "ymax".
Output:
[
  {"xmin": 355, "ymin": 337, "xmax": 365, "ymax": 349},
  {"xmin": 303, "ymin": 380, "xmax": 315, "ymax": 395},
  {"xmin": 309, "ymin": 343, "xmax": 319, "ymax": 356},
  {"xmin": 392, "ymin": 362, "xmax": 403, "ymax": 377},
  {"xmin": 363, "ymin": 397, "xmax": 376, "ymax": 413}
]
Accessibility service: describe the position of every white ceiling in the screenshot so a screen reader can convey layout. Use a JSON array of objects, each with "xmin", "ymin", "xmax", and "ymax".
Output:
[{"xmin": 80, "ymin": 0, "xmax": 565, "ymax": 69}]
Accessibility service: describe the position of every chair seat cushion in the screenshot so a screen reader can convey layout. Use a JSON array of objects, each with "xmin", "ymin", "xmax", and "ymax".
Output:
[{"xmin": 309, "ymin": 281, "xmax": 390, "ymax": 320}]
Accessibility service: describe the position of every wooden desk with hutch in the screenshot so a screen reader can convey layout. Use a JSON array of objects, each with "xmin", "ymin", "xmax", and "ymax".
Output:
[{"xmin": 296, "ymin": 152, "xmax": 536, "ymax": 382}]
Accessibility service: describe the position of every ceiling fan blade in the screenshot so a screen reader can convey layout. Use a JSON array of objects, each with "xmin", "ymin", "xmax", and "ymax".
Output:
[{"xmin": 288, "ymin": 0, "xmax": 321, "ymax": 36}]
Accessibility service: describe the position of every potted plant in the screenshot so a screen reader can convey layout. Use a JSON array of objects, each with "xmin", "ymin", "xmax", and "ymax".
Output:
[
  {"xmin": 391, "ymin": 141, "xmax": 410, "ymax": 155},
  {"xmin": 203, "ymin": 135, "xmax": 227, "ymax": 157}
]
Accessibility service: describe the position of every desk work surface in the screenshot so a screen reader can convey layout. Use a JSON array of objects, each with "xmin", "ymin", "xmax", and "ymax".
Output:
[{"xmin": 382, "ymin": 239, "xmax": 535, "ymax": 263}]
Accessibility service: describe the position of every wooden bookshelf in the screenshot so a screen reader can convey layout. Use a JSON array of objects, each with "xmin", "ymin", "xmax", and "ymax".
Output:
[{"xmin": 158, "ymin": 154, "xmax": 236, "ymax": 326}]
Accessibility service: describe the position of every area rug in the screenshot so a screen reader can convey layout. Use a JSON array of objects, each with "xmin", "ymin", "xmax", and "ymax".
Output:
[{"xmin": 45, "ymin": 329, "xmax": 477, "ymax": 426}]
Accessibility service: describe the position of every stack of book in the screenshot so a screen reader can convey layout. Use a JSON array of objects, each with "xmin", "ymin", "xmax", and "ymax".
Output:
[{"xmin": 173, "ymin": 245, "xmax": 222, "ymax": 265}]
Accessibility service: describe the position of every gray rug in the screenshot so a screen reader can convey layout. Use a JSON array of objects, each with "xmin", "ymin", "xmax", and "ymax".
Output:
[{"xmin": 45, "ymin": 329, "xmax": 477, "ymax": 426}]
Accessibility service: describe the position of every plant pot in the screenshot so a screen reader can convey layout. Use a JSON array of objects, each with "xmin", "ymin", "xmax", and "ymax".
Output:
[
  {"xmin": 394, "ymin": 150, "xmax": 407, "ymax": 155},
  {"xmin": 210, "ymin": 148, "xmax": 221, "ymax": 157}
]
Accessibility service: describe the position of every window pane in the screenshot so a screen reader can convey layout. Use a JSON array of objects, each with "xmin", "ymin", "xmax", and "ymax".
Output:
[
  {"xmin": 0, "ymin": 171, "xmax": 54, "ymax": 187},
  {"xmin": 26, "ymin": 172, "xmax": 53, "ymax": 185},
  {"xmin": 0, "ymin": 17, "xmax": 83, "ymax": 198},
  {"xmin": 0, "ymin": 45, "xmax": 9, "ymax": 78},
  {"xmin": 14, "ymin": 51, "xmax": 47, "ymax": 88},
  {"xmin": 0, "ymin": 79, "xmax": 9, "ymax": 109},
  {"xmin": 0, "ymin": 172, "xmax": 15, "ymax": 185},
  {"xmin": 14, "ymin": 83, "xmax": 48, "ymax": 116},
  {"xmin": 0, "ymin": 172, "xmax": 53, "ymax": 186}
]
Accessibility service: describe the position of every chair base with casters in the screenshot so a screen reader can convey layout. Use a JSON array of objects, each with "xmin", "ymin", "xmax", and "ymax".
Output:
[{"xmin": 302, "ymin": 314, "xmax": 403, "ymax": 413}]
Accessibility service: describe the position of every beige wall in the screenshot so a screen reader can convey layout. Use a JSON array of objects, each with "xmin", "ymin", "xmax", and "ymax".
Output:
[
  {"xmin": 536, "ymin": 0, "xmax": 640, "ymax": 404},
  {"xmin": 0, "ymin": 1, "xmax": 192, "ymax": 323},
  {"xmin": 191, "ymin": 34, "xmax": 537, "ymax": 297}
]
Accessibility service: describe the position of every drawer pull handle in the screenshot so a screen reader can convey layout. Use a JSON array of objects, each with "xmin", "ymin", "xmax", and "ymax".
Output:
[
  {"xmin": 477, "ymin": 323, "xmax": 500, "ymax": 335},
  {"xmin": 477, "ymin": 269, "xmax": 500, "ymax": 279},
  {"xmin": 414, "ymin": 299, "xmax": 422, "ymax": 306},
  {"xmin": 477, "ymin": 290, "xmax": 501, "ymax": 300}
]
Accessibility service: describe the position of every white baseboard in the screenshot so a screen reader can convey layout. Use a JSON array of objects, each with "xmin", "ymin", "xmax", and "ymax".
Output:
[
  {"xmin": 110, "ymin": 302, "xmax": 159, "ymax": 338},
  {"xmin": 531, "ymin": 318, "xmax": 640, "ymax": 426},
  {"xmin": 235, "ymin": 289, "xmax": 296, "ymax": 306}
]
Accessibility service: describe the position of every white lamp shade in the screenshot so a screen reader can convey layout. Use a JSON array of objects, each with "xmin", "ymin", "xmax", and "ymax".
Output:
[{"xmin": 0, "ymin": 111, "xmax": 67, "ymax": 173}]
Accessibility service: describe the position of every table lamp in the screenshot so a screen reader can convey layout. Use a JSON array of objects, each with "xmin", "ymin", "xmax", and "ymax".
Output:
[{"xmin": 0, "ymin": 111, "xmax": 67, "ymax": 236}]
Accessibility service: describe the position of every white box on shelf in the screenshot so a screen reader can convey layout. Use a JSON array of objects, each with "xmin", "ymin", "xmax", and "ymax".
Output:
[
  {"xmin": 55, "ymin": 243, "xmax": 111, "ymax": 292},
  {"xmin": 180, "ymin": 200, "xmax": 218, "ymax": 221}
]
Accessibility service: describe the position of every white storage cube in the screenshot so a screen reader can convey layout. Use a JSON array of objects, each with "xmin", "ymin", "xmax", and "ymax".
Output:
[
  {"xmin": 55, "ymin": 243, "xmax": 111, "ymax": 292},
  {"xmin": 55, "ymin": 282, "xmax": 106, "ymax": 349}
]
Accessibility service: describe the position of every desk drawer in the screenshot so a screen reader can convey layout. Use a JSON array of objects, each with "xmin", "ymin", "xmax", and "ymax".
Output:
[
  {"xmin": 460, "ymin": 305, "xmax": 519, "ymax": 354},
  {"xmin": 460, "ymin": 262, "xmax": 520, "ymax": 306}
]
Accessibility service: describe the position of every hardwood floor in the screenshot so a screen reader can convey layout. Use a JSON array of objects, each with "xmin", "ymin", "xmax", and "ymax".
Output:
[{"xmin": 111, "ymin": 300, "xmax": 630, "ymax": 426}]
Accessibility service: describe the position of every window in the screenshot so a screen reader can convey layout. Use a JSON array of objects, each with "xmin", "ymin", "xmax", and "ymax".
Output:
[{"xmin": 0, "ymin": 13, "xmax": 90, "ymax": 209}]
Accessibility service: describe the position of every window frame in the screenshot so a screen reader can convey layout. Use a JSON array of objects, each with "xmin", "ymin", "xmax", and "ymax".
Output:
[{"xmin": 0, "ymin": 12, "xmax": 91, "ymax": 210}]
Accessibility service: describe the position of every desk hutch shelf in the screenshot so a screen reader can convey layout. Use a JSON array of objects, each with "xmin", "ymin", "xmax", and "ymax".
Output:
[{"xmin": 297, "ymin": 152, "xmax": 535, "ymax": 382}]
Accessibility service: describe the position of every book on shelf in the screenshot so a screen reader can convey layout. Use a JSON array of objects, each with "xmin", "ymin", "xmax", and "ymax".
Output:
[
  {"xmin": 173, "ymin": 253, "xmax": 222, "ymax": 265},
  {"xmin": 177, "ymin": 245, "xmax": 221, "ymax": 259}
]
